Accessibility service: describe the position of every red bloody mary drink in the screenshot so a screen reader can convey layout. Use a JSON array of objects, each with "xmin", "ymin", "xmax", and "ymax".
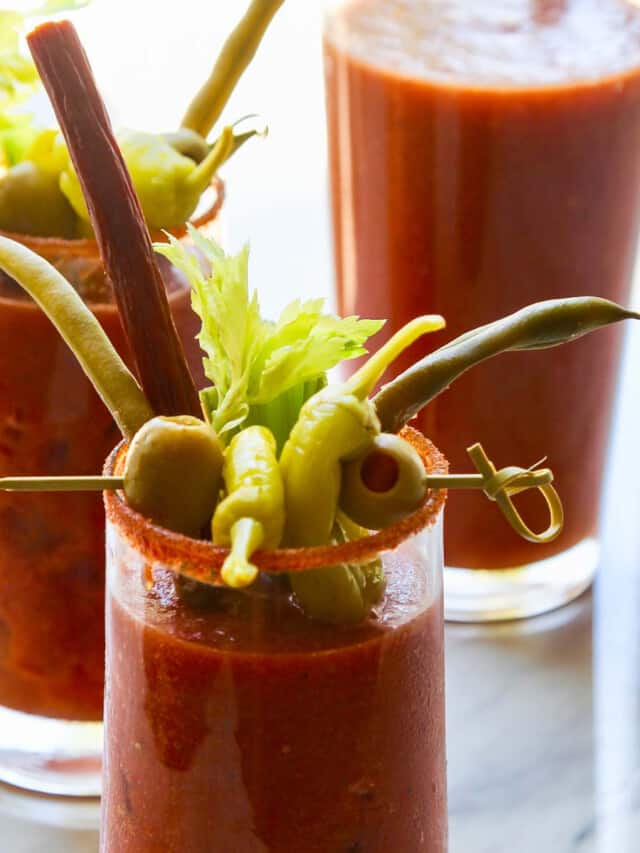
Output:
[
  {"xmin": 0, "ymin": 239, "xmax": 206, "ymax": 796},
  {"xmin": 324, "ymin": 0, "xmax": 640, "ymax": 619},
  {"xmin": 101, "ymin": 434, "xmax": 448, "ymax": 853},
  {"xmin": 5, "ymin": 7, "xmax": 637, "ymax": 818},
  {"xmin": 0, "ymin": 0, "xmax": 276, "ymax": 794}
]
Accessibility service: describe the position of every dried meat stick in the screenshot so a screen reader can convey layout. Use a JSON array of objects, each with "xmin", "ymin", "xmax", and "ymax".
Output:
[{"xmin": 28, "ymin": 20, "xmax": 201, "ymax": 419}]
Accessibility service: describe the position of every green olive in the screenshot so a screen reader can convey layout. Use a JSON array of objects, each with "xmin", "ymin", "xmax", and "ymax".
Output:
[
  {"xmin": 340, "ymin": 433, "xmax": 427, "ymax": 530},
  {"xmin": 124, "ymin": 415, "xmax": 224, "ymax": 538},
  {"xmin": 0, "ymin": 161, "xmax": 78, "ymax": 238},
  {"xmin": 290, "ymin": 556, "xmax": 386, "ymax": 625},
  {"xmin": 290, "ymin": 563, "xmax": 367, "ymax": 625},
  {"xmin": 162, "ymin": 128, "xmax": 210, "ymax": 164}
]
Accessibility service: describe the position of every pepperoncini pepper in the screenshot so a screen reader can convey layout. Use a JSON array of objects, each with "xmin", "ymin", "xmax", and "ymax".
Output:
[
  {"xmin": 280, "ymin": 316, "xmax": 444, "ymax": 547},
  {"xmin": 0, "ymin": 0, "xmax": 279, "ymax": 237},
  {"xmin": 213, "ymin": 425, "xmax": 285, "ymax": 588},
  {"xmin": 59, "ymin": 125, "xmax": 235, "ymax": 230},
  {"xmin": 280, "ymin": 316, "xmax": 444, "ymax": 622}
]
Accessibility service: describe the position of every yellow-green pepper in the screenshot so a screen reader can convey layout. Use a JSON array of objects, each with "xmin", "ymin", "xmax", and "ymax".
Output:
[
  {"xmin": 59, "ymin": 126, "xmax": 234, "ymax": 230},
  {"xmin": 280, "ymin": 316, "xmax": 443, "ymax": 548},
  {"xmin": 213, "ymin": 425, "xmax": 285, "ymax": 588},
  {"xmin": 280, "ymin": 316, "xmax": 444, "ymax": 622}
]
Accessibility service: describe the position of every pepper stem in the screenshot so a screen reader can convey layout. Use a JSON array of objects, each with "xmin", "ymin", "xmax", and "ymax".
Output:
[
  {"xmin": 222, "ymin": 517, "xmax": 264, "ymax": 588},
  {"xmin": 346, "ymin": 316, "xmax": 445, "ymax": 400},
  {"xmin": 185, "ymin": 125, "xmax": 235, "ymax": 195}
]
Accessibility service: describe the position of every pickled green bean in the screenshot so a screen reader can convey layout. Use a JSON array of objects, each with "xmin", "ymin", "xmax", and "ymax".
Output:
[
  {"xmin": 0, "ymin": 235, "xmax": 153, "ymax": 438},
  {"xmin": 375, "ymin": 297, "xmax": 640, "ymax": 433},
  {"xmin": 181, "ymin": 0, "xmax": 286, "ymax": 138}
]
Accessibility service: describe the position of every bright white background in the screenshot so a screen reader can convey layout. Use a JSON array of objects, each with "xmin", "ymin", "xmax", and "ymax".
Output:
[
  {"xmin": 28, "ymin": 0, "xmax": 333, "ymax": 318},
  {"xmin": 89, "ymin": 0, "xmax": 332, "ymax": 317}
]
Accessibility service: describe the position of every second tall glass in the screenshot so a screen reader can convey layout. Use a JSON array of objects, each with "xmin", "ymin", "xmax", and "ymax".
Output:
[{"xmin": 324, "ymin": 0, "xmax": 640, "ymax": 621}]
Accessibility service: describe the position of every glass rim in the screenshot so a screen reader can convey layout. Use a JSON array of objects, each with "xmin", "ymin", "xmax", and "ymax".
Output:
[
  {"xmin": 0, "ymin": 176, "xmax": 225, "ymax": 259},
  {"xmin": 103, "ymin": 426, "xmax": 448, "ymax": 583},
  {"xmin": 322, "ymin": 6, "xmax": 640, "ymax": 97}
]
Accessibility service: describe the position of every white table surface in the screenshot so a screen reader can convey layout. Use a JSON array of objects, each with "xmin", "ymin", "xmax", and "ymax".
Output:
[{"xmin": 4, "ymin": 2, "xmax": 640, "ymax": 850}]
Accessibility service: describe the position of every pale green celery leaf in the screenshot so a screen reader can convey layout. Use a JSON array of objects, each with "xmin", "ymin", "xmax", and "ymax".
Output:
[
  {"xmin": 0, "ymin": 54, "xmax": 38, "ymax": 103},
  {"xmin": 0, "ymin": 125, "xmax": 36, "ymax": 165},
  {"xmin": 0, "ymin": 2, "xmax": 90, "ymax": 109},
  {"xmin": 0, "ymin": 100, "xmax": 38, "ymax": 167},
  {"xmin": 154, "ymin": 228, "xmax": 264, "ymax": 437},
  {"xmin": 0, "ymin": 15, "xmax": 38, "ymax": 116},
  {"xmin": 0, "ymin": 54, "xmax": 37, "ymax": 84},
  {"xmin": 183, "ymin": 223, "xmax": 225, "ymax": 266},
  {"xmin": 0, "ymin": 106, "xmax": 34, "ymax": 164},
  {"xmin": 251, "ymin": 306, "xmax": 384, "ymax": 404},
  {"xmin": 154, "ymin": 227, "xmax": 384, "ymax": 440}
]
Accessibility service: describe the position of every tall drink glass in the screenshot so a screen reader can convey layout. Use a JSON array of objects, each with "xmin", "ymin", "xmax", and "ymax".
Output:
[
  {"xmin": 323, "ymin": 0, "xmax": 640, "ymax": 621},
  {"xmin": 0, "ymin": 190, "xmax": 220, "ymax": 795},
  {"xmin": 100, "ymin": 431, "xmax": 447, "ymax": 852}
]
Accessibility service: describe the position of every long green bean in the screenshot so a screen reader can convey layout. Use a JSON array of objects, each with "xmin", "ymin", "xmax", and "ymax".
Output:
[
  {"xmin": 181, "ymin": 0, "xmax": 286, "ymax": 138},
  {"xmin": 375, "ymin": 297, "xmax": 639, "ymax": 433},
  {"xmin": 0, "ymin": 236, "xmax": 153, "ymax": 438}
]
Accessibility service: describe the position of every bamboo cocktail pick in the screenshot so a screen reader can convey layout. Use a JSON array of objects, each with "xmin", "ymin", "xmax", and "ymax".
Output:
[{"xmin": 0, "ymin": 443, "xmax": 563, "ymax": 545}]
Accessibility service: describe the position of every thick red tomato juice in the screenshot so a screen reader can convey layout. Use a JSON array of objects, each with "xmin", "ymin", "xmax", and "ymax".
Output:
[
  {"xmin": 100, "ymin": 432, "xmax": 448, "ymax": 853},
  {"xmin": 324, "ymin": 0, "xmax": 640, "ymax": 569},
  {"xmin": 0, "ymin": 245, "xmax": 204, "ymax": 721}
]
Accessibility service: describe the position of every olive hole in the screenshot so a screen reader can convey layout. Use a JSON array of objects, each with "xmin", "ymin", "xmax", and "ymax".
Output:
[{"xmin": 361, "ymin": 451, "xmax": 399, "ymax": 493}]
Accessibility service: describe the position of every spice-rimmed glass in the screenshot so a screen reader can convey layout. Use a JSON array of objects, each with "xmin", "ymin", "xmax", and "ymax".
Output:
[
  {"xmin": 101, "ymin": 429, "xmax": 448, "ymax": 852},
  {"xmin": 0, "ymin": 181, "xmax": 222, "ymax": 796}
]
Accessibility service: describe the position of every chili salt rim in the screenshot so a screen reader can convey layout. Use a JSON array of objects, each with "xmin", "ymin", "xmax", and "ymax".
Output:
[
  {"xmin": 0, "ymin": 177, "xmax": 225, "ymax": 258},
  {"xmin": 103, "ymin": 426, "xmax": 448, "ymax": 584}
]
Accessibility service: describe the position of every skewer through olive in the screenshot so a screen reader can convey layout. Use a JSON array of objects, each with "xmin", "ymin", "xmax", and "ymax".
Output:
[{"xmin": 340, "ymin": 433, "xmax": 428, "ymax": 530}]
